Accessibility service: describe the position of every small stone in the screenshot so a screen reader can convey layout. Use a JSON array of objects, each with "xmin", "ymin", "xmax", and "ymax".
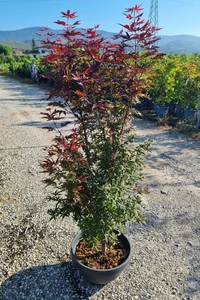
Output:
[
  {"xmin": 28, "ymin": 167, "xmax": 36, "ymax": 175},
  {"xmin": 172, "ymin": 291, "xmax": 176, "ymax": 295},
  {"xmin": 188, "ymin": 241, "xmax": 193, "ymax": 246},
  {"xmin": 161, "ymin": 190, "xmax": 167, "ymax": 195},
  {"xmin": 188, "ymin": 240, "xmax": 199, "ymax": 247}
]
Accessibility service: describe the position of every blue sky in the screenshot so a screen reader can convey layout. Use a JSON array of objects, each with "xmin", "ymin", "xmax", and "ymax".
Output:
[{"xmin": 0, "ymin": 0, "xmax": 200, "ymax": 36}]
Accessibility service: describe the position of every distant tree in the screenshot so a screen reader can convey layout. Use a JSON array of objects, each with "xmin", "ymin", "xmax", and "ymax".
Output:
[
  {"xmin": 31, "ymin": 38, "xmax": 36, "ymax": 52},
  {"xmin": 0, "ymin": 44, "xmax": 12, "ymax": 56}
]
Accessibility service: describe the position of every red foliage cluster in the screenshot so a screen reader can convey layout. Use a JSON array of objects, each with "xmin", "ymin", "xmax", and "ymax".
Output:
[{"xmin": 39, "ymin": 5, "xmax": 162, "ymax": 225}]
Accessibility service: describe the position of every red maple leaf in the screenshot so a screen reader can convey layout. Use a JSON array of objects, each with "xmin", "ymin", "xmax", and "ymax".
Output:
[
  {"xmin": 123, "ymin": 13, "xmax": 133, "ymax": 20},
  {"xmin": 87, "ymin": 28, "xmax": 97, "ymax": 37},
  {"xmin": 118, "ymin": 24, "xmax": 130, "ymax": 31},
  {"xmin": 70, "ymin": 141, "xmax": 78, "ymax": 151},
  {"xmin": 75, "ymin": 90, "xmax": 86, "ymax": 97},
  {"xmin": 134, "ymin": 4, "xmax": 143, "ymax": 13},
  {"xmin": 125, "ymin": 5, "xmax": 143, "ymax": 14},
  {"xmin": 38, "ymin": 27, "xmax": 49, "ymax": 32},
  {"xmin": 46, "ymin": 32, "xmax": 55, "ymax": 37},
  {"xmin": 72, "ymin": 20, "xmax": 81, "ymax": 26},
  {"xmin": 54, "ymin": 20, "xmax": 67, "ymax": 26},
  {"xmin": 77, "ymin": 176, "xmax": 88, "ymax": 184},
  {"xmin": 61, "ymin": 10, "xmax": 77, "ymax": 19}
]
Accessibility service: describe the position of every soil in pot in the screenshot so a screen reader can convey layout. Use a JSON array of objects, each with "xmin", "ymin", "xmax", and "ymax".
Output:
[{"xmin": 75, "ymin": 238, "xmax": 129, "ymax": 270}]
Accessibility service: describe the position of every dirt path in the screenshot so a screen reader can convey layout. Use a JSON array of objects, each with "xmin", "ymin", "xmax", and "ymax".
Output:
[{"xmin": 0, "ymin": 76, "xmax": 200, "ymax": 299}]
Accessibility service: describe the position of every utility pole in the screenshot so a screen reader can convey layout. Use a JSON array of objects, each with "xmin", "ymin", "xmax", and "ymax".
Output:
[{"xmin": 149, "ymin": 0, "xmax": 158, "ymax": 45}]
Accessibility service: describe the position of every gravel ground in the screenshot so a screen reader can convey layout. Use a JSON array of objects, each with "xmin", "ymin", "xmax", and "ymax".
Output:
[{"xmin": 0, "ymin": 76, "xmax": 200, "ymax": 300}]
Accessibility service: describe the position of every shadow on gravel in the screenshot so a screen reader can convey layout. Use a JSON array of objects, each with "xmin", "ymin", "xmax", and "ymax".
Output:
[
  {"xmin": 184, "ymin": 228, "xmax": 200, "ymax": 298},
  {"xmin": 138, "ymin": 129, "xmax": 200, "ymax": 153},
  {"xmin": 17, "ymin": 117, "xmax": 75, "ymax": 129},
  {"xmin": 184, "ymin": 275, "xmax": 200, "ymax": 299},
  {"xmin": 0, "ymin": 77, "xmax": 47, "ymax": 107},
  {"xmin": 0, "ymin": 262, "xmax": 104, "ymax": 299},
  {"xmin": 16, "ymin": 120, "xmax": 56, "ymax": 129},
  {"xmin": 0, "ymin": 145, "xmax": 46, "ymax": 151},
  {"xmin": 127, "ymin": 211, "xmax": 168, "ymax": 235}
]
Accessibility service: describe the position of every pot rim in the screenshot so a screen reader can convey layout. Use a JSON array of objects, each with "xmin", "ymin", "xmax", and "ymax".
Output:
[{"xmin": 70, "ymin": 231, "xmax": 132, "ymax": 272}]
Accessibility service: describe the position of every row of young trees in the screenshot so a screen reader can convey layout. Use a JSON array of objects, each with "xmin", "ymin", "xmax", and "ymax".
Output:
[
  {"xmin": 0, "ymin": 42, "xmax": 200, "ymax": 109},
  {"xmin": 149, "ymin": 53, "xmax": 200, "ymax": 109}
]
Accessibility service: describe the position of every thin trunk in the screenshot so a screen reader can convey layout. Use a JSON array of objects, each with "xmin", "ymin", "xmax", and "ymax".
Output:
[{"xmin": 101, "ymin": 240, "xmax": 107, "ymax": 255}]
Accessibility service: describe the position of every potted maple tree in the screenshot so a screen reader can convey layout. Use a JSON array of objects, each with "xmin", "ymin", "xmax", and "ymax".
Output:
[{"xmin": 40, "ymin": 5, "xmax": 162, "ymax": 284}]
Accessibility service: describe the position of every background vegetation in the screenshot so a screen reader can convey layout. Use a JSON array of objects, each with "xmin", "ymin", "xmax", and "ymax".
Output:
[
  {"xmin": 0, "ymin": 42, "xmax": 200, "ymax": 110},
  {"xmin": 149, "ymin": 53, "xmax": 200, "ymax": 109}
]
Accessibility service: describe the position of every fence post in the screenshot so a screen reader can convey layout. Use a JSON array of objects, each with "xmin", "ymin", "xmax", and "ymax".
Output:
[{"xmin": 196, "ymin": 94, "xmax": 200, "ymax": 131}]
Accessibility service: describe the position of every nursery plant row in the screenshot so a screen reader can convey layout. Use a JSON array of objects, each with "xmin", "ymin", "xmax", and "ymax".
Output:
[
  {"xmin": 1, "ymin": 48, "xmax": 200, "ymax": 116},
  {"xmin": 148, "ymin": 53, "xmax": 200, "ymax": 111}
]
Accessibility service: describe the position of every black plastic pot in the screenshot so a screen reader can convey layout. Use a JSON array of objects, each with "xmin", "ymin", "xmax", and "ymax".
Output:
[
  {"xmin": 155, "ymin": 104, "xmax": 169, "ymax": 118},
  {"xmin": 70, "ymin": 231, "xmax": 132, "ymax": 285},
  {"xmin": 183, "ymin": 108, "xmax": 197, "ymax": 119},
  {"xmin": 175, "ymin": 104, "xmax": 184, "ymax": 118}
]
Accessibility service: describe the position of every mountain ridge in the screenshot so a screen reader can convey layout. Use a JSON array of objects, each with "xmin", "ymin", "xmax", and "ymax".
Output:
[{"xmin": 1, "ymin": 27, "xmax": 200, "ymax": 54}]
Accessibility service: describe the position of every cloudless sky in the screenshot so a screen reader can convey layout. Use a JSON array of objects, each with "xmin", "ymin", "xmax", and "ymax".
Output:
[{"xmin": 0, "ymin": 0, "xmax": 200, "ymax": 36}]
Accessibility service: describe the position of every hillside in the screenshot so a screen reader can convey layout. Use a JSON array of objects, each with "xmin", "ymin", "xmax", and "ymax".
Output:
[
  {"xmin": 0, "ymin": 27, "xmax": 43, "ymax": 42},
  {"xmin": 159, "ymin": 34, "xmax": 200, "ymax": 54},
  {"xmin": 1, "ymin": 27, "xmax": 200, "ymax": 54},
  {"xmin": 0, "ymin": 40, "xmax": 31, "ymax": 50}
]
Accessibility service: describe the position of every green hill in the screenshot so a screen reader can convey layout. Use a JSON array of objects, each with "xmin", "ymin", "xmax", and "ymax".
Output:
[{"xmin": 0, "ymin": 40, "xmax": 31, "ymax": 50}]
